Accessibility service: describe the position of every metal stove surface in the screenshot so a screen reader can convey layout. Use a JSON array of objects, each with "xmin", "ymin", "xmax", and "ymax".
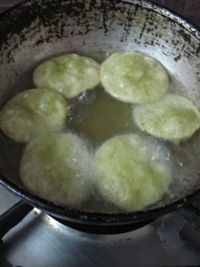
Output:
[{"xmin": 1, "ymin": 185, "xmax": 200, "ymax": 267}]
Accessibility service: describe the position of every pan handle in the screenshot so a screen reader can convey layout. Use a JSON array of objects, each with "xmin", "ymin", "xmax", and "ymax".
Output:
[
  {"xmin": 0, "ymin": 200, "xmax": 33, "ymax": 239},
  {"xmin": 178, "ymin": 203, "xmax": 200, "ymax": 231}
]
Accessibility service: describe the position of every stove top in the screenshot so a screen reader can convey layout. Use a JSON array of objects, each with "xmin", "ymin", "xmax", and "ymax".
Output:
[{"xmin": 1, "ymin": 185, "xmax": 200, "ymax": 267}]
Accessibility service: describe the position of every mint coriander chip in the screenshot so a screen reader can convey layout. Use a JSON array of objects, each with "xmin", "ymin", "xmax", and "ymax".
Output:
[
  {"xmin": 100, "ymin": 52, "xmax": 169, "ymax": 104},
  {"xmin": 133, "ymin": 93, "xmax": 200, "ymax": 143},
  {"xmin": 0, "ymin": 88, "xmax": 67, "ymax": 143},
  {"xmin": 33, "ymin": 54, "xmax": 100, "ymax": 98},
  {"xmin": 20, "ymin": 133, "xmax": 93, "ymax": 206},
  {"xmin": 94, "ymin": 134, "xmax": 171, "ymax": 211}
]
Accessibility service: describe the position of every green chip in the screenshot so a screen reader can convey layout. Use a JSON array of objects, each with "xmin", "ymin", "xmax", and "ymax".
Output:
[
  {"xmin": 0, "ymin": 88, "xmax": 67, "ymax": 142},
  {"xmin": 133, "ymin": 93, "xmax": 200, "ymax": 143},
  {"xmin": 94, "ymin": 134, "xmax": 171, "ymax": 211},
  {"xmin": 20, "ymin": 133, "xmax": 93, "ymax": 206},
  {"xmin": 33, "ymin": 53, "xmax": 100, "ymax": 98},
  {"xmin": 100, "ymin": 52, "xmax": 169, "ymax": 104}
]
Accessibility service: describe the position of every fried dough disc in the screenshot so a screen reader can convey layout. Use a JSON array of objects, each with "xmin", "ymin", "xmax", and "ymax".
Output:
[
  {"xmin": 133, "ymin": 93, "xmax": 200, "ymax": 143},
  {"xmin": 0, "ymin": 88, "xmax": 67, "ymax": 143},
  {"xmin": 100, "ymin": 52, "xmax": 169, "ymax": 104},
  {"xmin": 20, "ymin": 133, "xmax": 93, "ymax": 206},
  {"xmin": 94, "ymin": 134, "xmax": 171, "ymax": 211},
  {"xmin": 33, "ymin": 54, "xmax": 100, "ymax": 98}
]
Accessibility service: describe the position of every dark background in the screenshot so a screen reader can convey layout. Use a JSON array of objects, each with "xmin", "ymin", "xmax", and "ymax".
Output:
[
  {"xmin": 0, "ymin": 0, "xmax": 200, "ymax": 28},
  {"xmin": 150, "ymin": 0, "xmax": 200, "ymax": 26}
]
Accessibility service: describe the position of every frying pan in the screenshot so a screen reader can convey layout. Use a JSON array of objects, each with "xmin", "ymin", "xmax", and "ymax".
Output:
[{"xmin": 1, "ymin": 0, "xmax": 200, "ymax": 233}]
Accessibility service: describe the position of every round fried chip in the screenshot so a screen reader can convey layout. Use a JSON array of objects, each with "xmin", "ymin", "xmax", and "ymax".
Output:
[
  {"xmin": 94, "ymin": 134, "xmax": 171, "ymax": 211},
  {"xmin": 20, "ymin": 132, "xmax": 93, "ymax": 206},
  {"xmin": 100, "ymin": 52, "xmax": 169, "ymax": 104},
  {"xmin": 0, "ymin": 88, "xmax": 67, "ymax": 142},
  {"xmin": 33, "ymin": 53, "xmax": 100, "ymax": 98},
  {"xmin": 133, "ymin": 93, "xmax": 200, "ymax": 143}
]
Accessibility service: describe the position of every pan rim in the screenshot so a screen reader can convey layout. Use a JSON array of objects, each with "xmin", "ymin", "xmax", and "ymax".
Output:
[
  {"xmin": 1, "ymin": 174, "xmax": 200, "ymax": 225},
  {"xmin": 124, "ymin": 0, "xmax": 200, "ymax": 32},
  {"xmin": 0, "ymin": 0, "xmax": 200, "ymax": 35}
]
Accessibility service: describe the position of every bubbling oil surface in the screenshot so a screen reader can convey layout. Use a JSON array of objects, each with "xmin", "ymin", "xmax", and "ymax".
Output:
[
  {"xmin": 65, "ymin": 83, "xmax": 200, "ymax": 211},
  {"xmin": 0, "ymin": 55, "xmax": 200, "ymax": 213}
]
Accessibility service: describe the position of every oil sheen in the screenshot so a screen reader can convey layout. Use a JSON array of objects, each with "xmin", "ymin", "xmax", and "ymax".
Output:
[
  {"xmin": 0, "ymin": 56, "xmax": 200, "ymax": 213},
  {"xmin": 66, "ymin": 84, "xmax": 133, "ymax": 145}
]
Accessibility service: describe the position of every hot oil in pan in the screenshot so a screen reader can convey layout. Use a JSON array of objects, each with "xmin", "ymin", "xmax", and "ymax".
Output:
[
  {"xmin": 66, "ymin": 85, "xmax": 133, "ymax": 145},
  {"xmin": 0, "ymin": 57, "xmax": 200, "ymax": 212},
  {"xmin": 66, "ymin": 82, "xmax": 200, "ymax": 210}
]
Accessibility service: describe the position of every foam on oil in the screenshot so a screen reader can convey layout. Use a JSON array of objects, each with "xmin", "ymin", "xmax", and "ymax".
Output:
[{"xmin": 0, "ymin": 54, "xmax": 200, "ymax": 213}]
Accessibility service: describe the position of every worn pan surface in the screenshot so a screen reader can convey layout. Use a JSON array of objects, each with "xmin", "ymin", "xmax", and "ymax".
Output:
[{"xmin": 0, "ymin": 0, "xmax": 200, "ymax": 227}]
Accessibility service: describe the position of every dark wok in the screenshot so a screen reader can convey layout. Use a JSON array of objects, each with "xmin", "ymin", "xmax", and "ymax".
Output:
[{"xmin": 0, "ymin": 0, "xmax": 200, "ymax": 232}]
